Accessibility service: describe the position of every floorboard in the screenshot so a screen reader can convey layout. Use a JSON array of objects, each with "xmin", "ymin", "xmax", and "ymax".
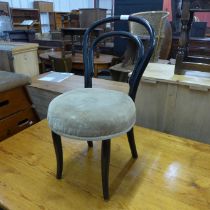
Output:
[{"xmin": 0, "ymin": 120, "xmax": 210, "ymax": 210}]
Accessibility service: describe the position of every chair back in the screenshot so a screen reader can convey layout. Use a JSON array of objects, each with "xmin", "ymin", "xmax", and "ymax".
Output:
[
  {"xmin": 83, "ymin": 15, "xmax": 156, "ymax": 101},
  {"xmin": 129, "ymin": 11, "xmax": 169, "ymax": 62},
  {"xmin": 49, "ymin": 55, "xmax": 72, "ymax": 73}
]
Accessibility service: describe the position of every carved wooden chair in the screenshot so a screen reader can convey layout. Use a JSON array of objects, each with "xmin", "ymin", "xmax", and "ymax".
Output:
[{"xmin": 47, "ymin": 16, "xmax": 155, "ymax": 200}]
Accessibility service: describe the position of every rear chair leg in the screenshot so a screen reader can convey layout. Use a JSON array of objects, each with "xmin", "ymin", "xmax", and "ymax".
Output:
[
  {"xmin": 127, "ymin": 128, "xmax": 138, "ymax": 159},
  {"xmin": 52, "ymin": 131, "xmax": 63, "ymax": 179},
  {"xmin": 87, "ymin": 141, "xmax": 93, "ymax": 147}
]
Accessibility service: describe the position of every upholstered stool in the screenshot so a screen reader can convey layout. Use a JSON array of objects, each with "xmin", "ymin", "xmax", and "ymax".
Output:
[
  {"xmin": 47, "ymin": 15, "xmax": 155, "ymax": 200},
  {"xmin": 48, "ymin": 88, "xmax": 136, "ymax": 140}
]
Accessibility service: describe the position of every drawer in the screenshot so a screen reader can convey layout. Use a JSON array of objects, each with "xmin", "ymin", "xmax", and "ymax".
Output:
[
  {"xmin": 0, "ymin": 86, "xmax": 31, "ymax": 119},
  {"xmin": 0, "ymin": 108, "xmax": 39, "ymax": 141}
]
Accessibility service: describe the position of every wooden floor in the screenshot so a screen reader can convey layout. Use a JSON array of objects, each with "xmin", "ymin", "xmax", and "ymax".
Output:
[{"xmin": 0, "ymin": 120, "xmax": 210, "ymax": 210}]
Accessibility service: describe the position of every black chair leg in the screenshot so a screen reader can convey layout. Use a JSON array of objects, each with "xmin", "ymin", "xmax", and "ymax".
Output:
[
  {"xmin": 87, "ymin": 141, "xmax": 93, "ymax": 147},
  {"xmin": 52, "ymin": 131, "xmax": 63, "ymax": 179},
  {"xmin": 127, "ymin": 128, "xmax": 138, "ymax": 159},
  {"xmin": 101, "ymin": 139, "xmax": 111, "ymax": 200}
]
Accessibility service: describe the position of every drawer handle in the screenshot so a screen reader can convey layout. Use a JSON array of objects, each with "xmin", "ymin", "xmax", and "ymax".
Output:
[
  {"xmin": 17, "ymin": 119, "xmax": 33, "ymax": 127},
  {"xmin": 0, "ymin": 100, "xmax": 9, "ymax": 107}
]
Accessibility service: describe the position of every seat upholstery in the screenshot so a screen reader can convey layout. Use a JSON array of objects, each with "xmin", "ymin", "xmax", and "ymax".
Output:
[{"xmin": 47, "ymin": 88, "xmax": 136, "ymax": 141}]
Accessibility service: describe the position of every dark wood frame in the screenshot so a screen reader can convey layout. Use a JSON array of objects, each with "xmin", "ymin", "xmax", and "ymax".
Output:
[
  {"xmin": 175, "ymin": 0, "xmax": 210, "ymax": 74},
  {"xmin": 51, "ymin": 16, "xmax": 155, "ymax": 200}
]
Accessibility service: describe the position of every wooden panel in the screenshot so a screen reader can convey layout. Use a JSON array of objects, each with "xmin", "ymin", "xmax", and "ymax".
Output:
[
  {"xmin": 0, "ymin": 107, "xmax": 38, "ymax": 141},
  {"xmin": 135, "ymin": 80, "xmax": 168, "ymax": 130},
  {"xmin": 0, "ymin": 120, "xmax": 210, "ymax": 209},
  {"xmin": 0, "ymin": 1, "xmax": 10, "ymax": 16},
  {"xmin": 34, "ymin": 1, "xmax": 53, "ymax": 13},
  {"xmin": 0, "ymin": 86, "xmax": 31, "ymax": 120},
  {"xmin": 169, "ymin": 85, "xmax": 210, "ymax": 144}
]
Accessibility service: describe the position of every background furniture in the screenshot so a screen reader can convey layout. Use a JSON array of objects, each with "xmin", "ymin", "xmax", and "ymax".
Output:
[
  {"xmin": 39, "ymin": 51, "xmax": 115, "ymax": 77},
  {"xmin": 170, "ymin": 36, "xmax": 210, "ymax": 58},
  {"xmin": 34, "ymin": 1, "xmax": 53, "ymax": 13},
  {"xmin": 5, "ymin": 30, "xmax": 35, "ymax": 42},
  {"xmin": 175, "ymin": 0, "xmax": 210, "ymax": 74},
  {"xmin": 79, "ymin": 8, "xmax": 107, "ymax": 28},
  {"xmin": 10, "ymin": 8, "xmax": 41, "ymax": 32},
  {"xmin": 0, "ymin": 1, "xmax": 10, "ymax": 16},
  {"xmin": 114, "ymin": 0, "xmax": 163, "ymax": 55},
  {"xmin": 61, "ymin": 28, "xmax": 102, "ymax": 55},
  {"xmin": 129, "ymin": 11, "xmax": 169, "ymax": 62},
  {"xmin": 0, "ymin": 71, "xmax": 38, "ymax": 141},
  {"xmin": 49, "ymin": 12, "xmax": 71, "ymax": 31},
  {"xmin": 110, "ymin": 12, "xmax": 171, "ymax": 82},
  {"xmin": 27, "ymin": 63, "xmax": 210, "ymax": 144},
  {"xmin": 49, "ymin": 55, "xmax": 72, "ymax": 72},
  {"xmin": 0, "ymin": 42, "xmax": 39, "ymax": 77}
]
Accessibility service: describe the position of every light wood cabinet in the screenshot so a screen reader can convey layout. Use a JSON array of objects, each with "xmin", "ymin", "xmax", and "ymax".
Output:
[{"xmin": 0, "ymin": 42, "xmax": 39, "ymax": 77}]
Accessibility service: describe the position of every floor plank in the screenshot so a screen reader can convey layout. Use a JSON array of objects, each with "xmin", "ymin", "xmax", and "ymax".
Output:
[{"xmin": 0, "ymin": 120, "xmax": 210, "ymax": 210}]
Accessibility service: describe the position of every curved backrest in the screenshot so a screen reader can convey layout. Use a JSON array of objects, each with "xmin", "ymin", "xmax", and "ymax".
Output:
[
  {"xmin": 129, "ymin": 11, "xmax": 169, "ymax": 62},
  {"xmin": 49, "ymin": 55, "xmax": 72, "ymax": 73},
  {"xmin": 83, "ymin": 15, "xmax": 156, "ymax": 101}
]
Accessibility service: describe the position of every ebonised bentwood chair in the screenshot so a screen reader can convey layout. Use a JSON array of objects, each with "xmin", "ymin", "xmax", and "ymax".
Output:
[{"xmin": 47, "ymin": 15, "xmax": 155, "ymax": 200}]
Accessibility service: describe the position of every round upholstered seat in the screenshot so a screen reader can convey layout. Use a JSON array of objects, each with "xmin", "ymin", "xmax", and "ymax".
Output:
[{"xmin": 47, "ymin": 88, "xmax": 136, "ymax": 141}]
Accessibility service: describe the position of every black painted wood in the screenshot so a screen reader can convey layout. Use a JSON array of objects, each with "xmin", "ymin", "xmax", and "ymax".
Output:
[
  {"xmin": 52, "ymin": 131, "xmax": 63, "ymax": 179},
  {"xmin": 87, "ymin": 141, "xmax": 93, "ymax": 147},
  {"xmin": 101, "ymin": 139, "xmax": 111, "ymax": 200},
  {"xmin": 127, "ymin": 128, "xmax": 138, "ymax": 159}
]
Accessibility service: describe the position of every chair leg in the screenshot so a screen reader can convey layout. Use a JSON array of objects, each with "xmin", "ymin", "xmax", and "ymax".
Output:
[
  {"xmin": 101, "ymin": 139, "xmax": 111, "ymax": 200},
  {"xmin": 51, "ymin": 131, "xmax": 63, "ymax": 179},
  {"xmin": 87, "ymin": 141, "xmax": 93, "ymax": 147},
  {"xmin": 127, "ymin": 128, "xmax": 138, "ymax": 159}
]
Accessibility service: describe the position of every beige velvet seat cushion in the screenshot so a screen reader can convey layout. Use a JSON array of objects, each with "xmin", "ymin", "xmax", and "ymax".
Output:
[{"xmin": 47, "ymin": 88, "xmax": 136, "ymax": 141}]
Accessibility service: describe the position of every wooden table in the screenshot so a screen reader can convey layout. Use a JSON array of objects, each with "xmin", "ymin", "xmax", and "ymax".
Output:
[
  {"xmin": 0, "ymin": 119, "xmax": 210, "ymax": 210},
  {"xmin": 39, "ymin": 51, "xmax": 115, "ymax": 77}
]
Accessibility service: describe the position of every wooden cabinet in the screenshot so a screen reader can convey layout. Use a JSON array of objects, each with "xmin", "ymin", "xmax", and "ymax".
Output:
[
  {"xmin": 34, "ymin": 1, "xmax": 53, "ymax": 13},
  {"xmin": 10, "ymin": 8, "xmax": 41, "ymax": 32},
  {"xmin": 0, "ymin": 86, "xmax": 39, "ymax": 141},
  {"xmin": 0, "ymin": 42, "xmax": 39, "ymax": 77},
  {"xmin": 0, "ymin": 1, "xmax": 10, "ymax": 16},
  {"xmin": 49, "ymin": 11, "xmax": 80, "ymax": 31},
  {"xmin": 49, "ymin": 12, "xmax": 70, "ymax": 31}
]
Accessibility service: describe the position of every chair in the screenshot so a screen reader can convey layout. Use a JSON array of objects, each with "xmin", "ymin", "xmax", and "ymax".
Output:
[
  {"xmin": 110, "ymin": 11, "xmax": 169, "ymax": 82},
  {"xmin": 49, "ymin": 55, "xmax": 72, "ymax": 73},
  {"xmin": 129, "ymin": 11, "xmax": 169, "ymax": 62},
  {"xmin": 47, "ymin": 16, "xmax": 155, "ymax": 200}
]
